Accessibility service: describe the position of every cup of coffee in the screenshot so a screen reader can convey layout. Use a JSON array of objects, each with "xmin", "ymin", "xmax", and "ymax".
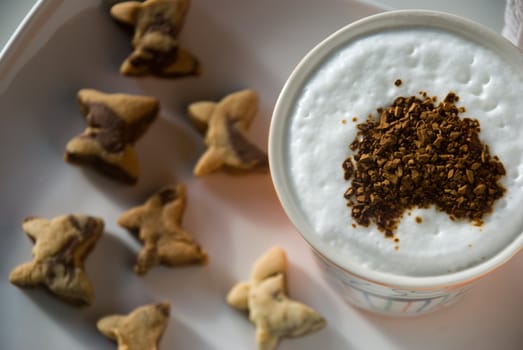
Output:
[{"xmin": 269, "ymin": 10, "xmax": 523, "ymax": 316}]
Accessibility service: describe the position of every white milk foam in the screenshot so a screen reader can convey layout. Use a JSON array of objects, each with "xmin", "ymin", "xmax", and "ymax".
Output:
[{"xmin": 288, "ymin": 28, "xmax": 523, "ymax": 276}]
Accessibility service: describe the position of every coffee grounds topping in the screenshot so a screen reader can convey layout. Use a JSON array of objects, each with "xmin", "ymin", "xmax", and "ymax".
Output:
[{"xmin": 343, "ymin": 91, "xmax": 506, "ymax": 237}]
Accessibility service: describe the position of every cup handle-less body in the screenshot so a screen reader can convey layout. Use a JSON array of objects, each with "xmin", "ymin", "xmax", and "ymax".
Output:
[{"xmin": 313, "ymin": 249, "xmax": 470, "ymax": 316}]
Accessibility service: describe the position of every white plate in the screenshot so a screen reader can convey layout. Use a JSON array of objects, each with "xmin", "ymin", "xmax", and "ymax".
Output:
[{"xmin": 1, "ymin": 1, "xmax": 523, "ymax": 349}]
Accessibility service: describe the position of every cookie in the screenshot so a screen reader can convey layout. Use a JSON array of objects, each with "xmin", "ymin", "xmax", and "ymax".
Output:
[
  {"xmin": 118, "ymin": 184, "xmax": 207, "ymax": 274},
  {"xmin": 227, "ymin": 246, "xmax": 326, "ymax": 350},
  {"xmin": 64, "ymin": 89, "xmax": 159, "ymax": 185},
  {"xmin": 97, "ymin": 302, "xmax": 170, "ymax": 350},
  {"xmin": 188, "ymin": 89, "xmax": 268, "ymax": 175},
  {"xmin": 110, "ymin": 0, "xmax": 201, "ymax": 77},
  {"xmin": 9, "ymin": 214, "xmax": 104, "ymax": 306}
]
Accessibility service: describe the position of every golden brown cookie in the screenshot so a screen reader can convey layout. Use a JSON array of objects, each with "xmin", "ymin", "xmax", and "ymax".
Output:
[
  {"xmin": 227, "ymin": 246, "xmax": 326, "ymax": 350},
  {"xmin": 64, "ymin": 89, "xmax": 159, "ymax": 185},
  {"xmin": 97, "ymin": 302, "xmax": 170, "ymax": 350},
  {"xmin": 110, "ymin": 0, "xmax": 201, "ymax": 77},
  {"xmin": 9, "ymin": 214, "xmax": 104, "ymax": 306},
  {"xmin": 188, "ymin": 89, "xmax": 268, "ymax": 176},
  {"xmin": 118, "ymin": 184, "xmax": 207, "ymax": 274}
]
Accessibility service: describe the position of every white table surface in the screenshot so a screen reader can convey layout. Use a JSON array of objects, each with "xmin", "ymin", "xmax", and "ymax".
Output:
[{"xmin": 0, "ymin": 0, "xmax": 507, "ymax": 52}]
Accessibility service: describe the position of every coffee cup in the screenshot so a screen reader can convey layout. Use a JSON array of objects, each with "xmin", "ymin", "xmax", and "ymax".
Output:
[{"xmin": 269, "ymin": 10, "xmax": 523, "ymax": 316}]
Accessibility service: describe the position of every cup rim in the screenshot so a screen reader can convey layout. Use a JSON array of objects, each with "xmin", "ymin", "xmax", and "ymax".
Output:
[{"xmin": 268, "ymin": 9, "xmax": 523, "ymax": 289}]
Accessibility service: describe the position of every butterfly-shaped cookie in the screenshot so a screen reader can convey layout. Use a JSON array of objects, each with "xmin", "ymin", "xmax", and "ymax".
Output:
[
  {"xmin": 227, "ymin": 246, "xmax": 326, "ymax": 350},
  {"xmin": 118, "ymin": 184, "xmax": 207, "ymax": 274},
  {"xmin": 111, "ymin": 0, "xmax": 201, "ymax": 77},
  {"xmin": 98, "ymin": 302, "xmax": 170, "ymax": 350},
  {"xmin": 9, "ymin": 214, "xmax": 104, "ymax": 305},
  {"xmin": 64, "ymin": 89, "xmax": 159, "ymax": 184},
  {"xmin": 188, "ymin": 89, "xmax": 268, "ymax": 176}
]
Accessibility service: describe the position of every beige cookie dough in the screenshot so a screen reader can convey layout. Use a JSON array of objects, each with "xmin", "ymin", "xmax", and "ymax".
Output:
[
  {"xmin": 9, "ymin": 214, "xmax": 104, "ymax": 306},
  {"xmin": 97, "ymin": 302, "xmax": 170, "ymax": 350},
  {"xmin": 188, "ymin": 89, "xmax": 268, "ymax": 175},
  {"xmin": 64, "ymin": 89, "xmax": 159, "ymax": 184},
  {"xmin": 111, "ymin": 0, "xmax": 201, "ymax": 77},
  {"xmin": 118, "ymin": 184, "xmax": 207, "ymax": 274},
  {"xmin": 227, "ymin": 246, "xmax": 326, "ymax": 350}
]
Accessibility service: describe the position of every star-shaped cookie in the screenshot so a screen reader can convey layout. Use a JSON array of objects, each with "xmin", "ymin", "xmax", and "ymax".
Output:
[
  {"xmin": 227, "ymin": 246, "xmax": 326, "ymax": 350},
  {"xmin": 9, "ymin": 214, "xmax": 104, "ymax": 306},
  {"xmin": 110, "ymin": 0, "xmax": 201, "ymax": 77},
  {"xmin": 64, "ymin": 89, "xmax": 159, "ymax": 185},
  {"xmin": 118, "ymin": 184, "xmax": 207, "ymax": 275},
  {"xmin": 188, "ymin": 89, "xmax": 268, "ymax": 176},
  {"xmin": 97, "ymin": 302, "xmax": 170, "ymax": 350}
]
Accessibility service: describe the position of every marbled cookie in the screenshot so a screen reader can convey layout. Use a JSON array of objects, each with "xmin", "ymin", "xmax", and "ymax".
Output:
[
  {"xmin": 65, "ymin": 89, "xmax": 159, "ymax": 184},
  {"xmin": 9, "ymin": 214, "xmax": 104, "ymax": 306},
  {"xmin": 118, "ymin": 184, "xmax": 207, "ymax": 274},
  {"xmin": 227, "ymin": 246, "xmax": 326, "ymax": 350},
  {"xmin": 188, "ymin": 89, "xmax": 268, "ymax": 175},
  {"xmin": 111, "ymin": 0, "xmax": 201, "ymax": 77},
  {"xmin": 98, "ymin": 302, "xmax": 170, "ymax": 350}
]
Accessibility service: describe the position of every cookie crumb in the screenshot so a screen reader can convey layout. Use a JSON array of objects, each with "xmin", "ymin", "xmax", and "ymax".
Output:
[
  {"xmin": 415, "ymin": 216, "xmax": 422, "ymax": 224},
  {"xmin": 394, "ymin": 79, "xmax": 402, "ymax": 87}
]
